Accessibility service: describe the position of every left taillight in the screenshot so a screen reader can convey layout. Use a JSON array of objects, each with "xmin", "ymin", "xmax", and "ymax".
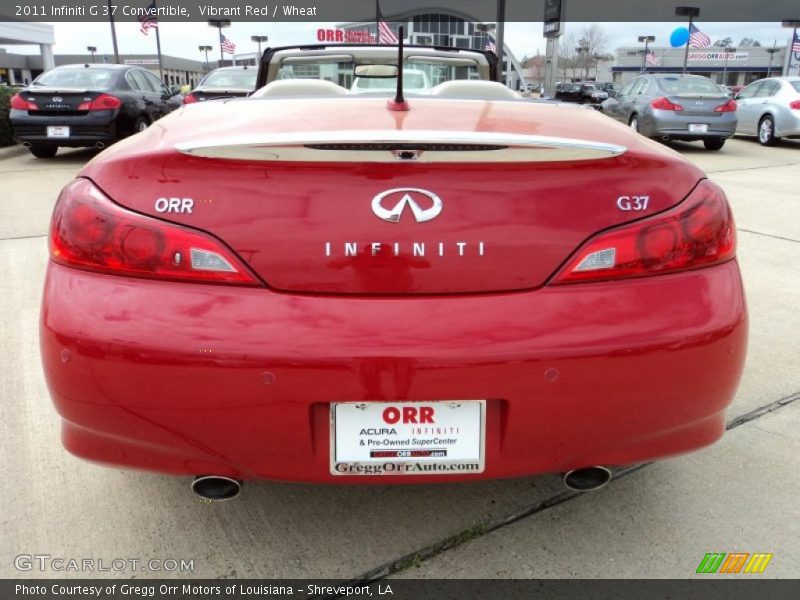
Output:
[
  {"xmin": 789, "ymin": 100, "xmax": 800, "ymax": 110},
  {"xmin": 714, "ymin": 99, "xmax": 737, "ymax": 112},
  {"xmin": 77, "ymin": 93, "xmax": 123, "ymax": 111},
  {"xmin": 50, "ymin": 178, "xmax": 260, "ymax": 286},
  {"xmin": 182, "ymin": 93, "xmax": 199, "ymax": 104},
  {"xmin": 10, "ymin": 93, "xmax": 38, "ymax": 111},
  {"xmin": 551, "ymin": 179, "xmax": 735, "ymax": 285}
]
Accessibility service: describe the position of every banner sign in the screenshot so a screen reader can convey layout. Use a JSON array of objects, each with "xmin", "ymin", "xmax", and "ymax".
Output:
[{"xmin": 688, "ymin": 51, "xmax": 749, "ymax": 62}]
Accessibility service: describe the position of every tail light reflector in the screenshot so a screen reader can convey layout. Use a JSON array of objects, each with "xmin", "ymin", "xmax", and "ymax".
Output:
[
  {"xmin": 714, "ymin": 99, "xmax": 737, "ymax": 112},
  {"xmin": 10, "ymin": 93, "xmax": 38, "ymax": 111},
  {"xmin": 789, "ymin": 100, "xmax": 800, "ymax": 110},
  {"xmin": 650, "ymin": 97, "xmax": 684, "ymax": 111},
  {"xmin": 77, "ymin": 93, "xmax": 122, "ymax": 111},
  {"xmin": 50, "ymin": 178, "xmax": 260, "ymax": 286},
  {"xmin": 552, "ymin": 180, "xmax": 735, "ymax": 284},
  {"xmin": 182, "ymin": 93, "xmax": 199, "ymax": 104}
]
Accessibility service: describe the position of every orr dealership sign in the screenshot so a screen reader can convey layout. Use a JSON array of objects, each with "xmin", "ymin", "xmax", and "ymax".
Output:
[
  {"xmin": 688, "ymin": 51, "xmax": 749, "ymax": 62},
  {"xmin": 316, "ymin": 28, "xmax": 375, "ymax": 43}
]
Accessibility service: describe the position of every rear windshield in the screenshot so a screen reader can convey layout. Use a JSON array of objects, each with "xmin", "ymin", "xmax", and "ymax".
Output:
[
  {"xmin": 657, "ymin": 76, "xmax": 721, "ymax": 95},
  {"xmin": 354, "ymin": 72, "xmax": 428, "ymax": 91},
  {"xmin": 34, "ymin": 68, "xmax": 117, "ymax": 89},
  {"xmin": 200, "ymin": 69, "xmax": 257, "ymax": 90},
  {"xmin": 791, "ymin": 81, "xmax": 800, "ymax": 92}
]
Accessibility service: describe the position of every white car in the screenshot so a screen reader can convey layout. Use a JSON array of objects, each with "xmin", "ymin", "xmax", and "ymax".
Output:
[{"xmin": 734, "ymin": 77, "xmax": 800, "ymax": 146}]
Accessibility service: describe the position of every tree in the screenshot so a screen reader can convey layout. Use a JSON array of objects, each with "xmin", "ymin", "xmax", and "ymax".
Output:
[
  {"xmin": 738, "ymin": 38, "xmax": 761, "ymax": 47},
  {"xmin": 712, "ymin": 37, "xmax": 733, "ymax": 47},
  {"xmin": 558, "ymin": 24, "xmax": 609, "ymax": 81}
]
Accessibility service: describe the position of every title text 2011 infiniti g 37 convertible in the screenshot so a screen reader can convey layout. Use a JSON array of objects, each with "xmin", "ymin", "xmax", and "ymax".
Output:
[{"xmin": 40, "ymin": 51, "xmax": 746, "ymax": 500}]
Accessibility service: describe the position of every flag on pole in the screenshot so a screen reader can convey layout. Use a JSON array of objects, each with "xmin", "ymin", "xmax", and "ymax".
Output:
[
  {"xmin": 138, "ymin": 1, "xmax": 158, "ymax": 36},
  {"xmin": 221, "ymin": 35, "xmax": 236, "ymax": 54},
  {"xmin": 688, "ymin": 23, "xmax": 711, "ymax": 48},
  {"xmin": 376, "ymin": 1, "xmax": 398, "ymax": 44},
  {"xmin": 792, "ymin": 30, "xmax": 800, "ymax": 53},
  {"xmin": 646, "ymin": 51, "xmax": 659, "ymax": 66},
  {"xmin": 485, "ymin": 38, "xmax": 497, "ymax": 53}
]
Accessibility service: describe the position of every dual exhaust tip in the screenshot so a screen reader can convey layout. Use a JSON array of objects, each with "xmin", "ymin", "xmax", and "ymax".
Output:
[{"xmin": 190, "ymin": 467, "xmax": 611, "ymax": 500}]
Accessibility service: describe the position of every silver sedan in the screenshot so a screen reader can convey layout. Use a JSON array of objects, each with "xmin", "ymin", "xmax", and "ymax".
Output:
[
  {"xmin": 734, "ymin": 77, "xmax": 800, "ymax": 146},
  {"xmin": 601, "ymin": 74, "xmax": 738, "ymax": 151}
]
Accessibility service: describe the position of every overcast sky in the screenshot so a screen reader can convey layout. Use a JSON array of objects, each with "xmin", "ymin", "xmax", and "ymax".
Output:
[{"xmin": 1, "ymin": 21, "xmax": 793, "ymax": 61}]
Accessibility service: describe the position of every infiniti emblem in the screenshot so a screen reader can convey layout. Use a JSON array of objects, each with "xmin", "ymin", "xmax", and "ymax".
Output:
[
  {"xmin": 52, "ymin": 96, "xmax": 62, "ymax": 102},
  {"xmin": 371, "ymin": 188, "xmax": 442, "ymax": 223}
]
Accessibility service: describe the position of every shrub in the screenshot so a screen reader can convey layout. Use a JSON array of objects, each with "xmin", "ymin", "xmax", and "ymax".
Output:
[{"xmin": 0, "ymin": 86, "xmax": 17, "ymax": 147}]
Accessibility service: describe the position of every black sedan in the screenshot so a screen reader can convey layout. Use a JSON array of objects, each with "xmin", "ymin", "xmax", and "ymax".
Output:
[
  {"xmin": 182, "ymin": 66, "xmax": 257, "ymax": 104},
  {"xmin": 9, "ymin": 64, "xmax": 177, "ymax": 158}
]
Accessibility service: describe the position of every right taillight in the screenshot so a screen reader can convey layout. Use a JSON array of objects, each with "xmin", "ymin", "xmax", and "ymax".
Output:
[
  {"xmin": 76, "ymin": 93, "xmax": 122, "ymax": 111},
  {"xmin": 182, "ymin": 93, "xmax": 199, "ymax": 104},
  {"xmin": 790, "ymin": 100, "xmax": 800, "ymax": 110},
  {"xmin": 10, "ymin": 93, "xmax": 38, "ymax": 111},
  {"xmin": 50, "ymin": 178, "xmax": 260, "ymax": 286},
  {"xmin": 552, "ymin": 180, "xmax": 735, "ymax": 285},
  {"xmin": 651, "ymin": 96, "xmax": 684, "ymax": 111},
  {"xmin": 714, "ymin": 99, "xmax": 737, "ymax": 112}
]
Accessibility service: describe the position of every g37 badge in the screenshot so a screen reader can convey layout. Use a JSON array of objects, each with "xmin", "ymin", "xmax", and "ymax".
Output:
[{"xmin": 617, "ymin": 195, "xmax": 650, "ymax": 211}]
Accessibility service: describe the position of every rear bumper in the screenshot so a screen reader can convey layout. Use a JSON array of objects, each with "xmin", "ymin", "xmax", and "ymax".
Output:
[
  {"xmin": 10, "ymin": 109, "xmax": 118, "ymax": 147},
  {"xmin": 41, "ymin": 260, "xmax": 748, "ymax": 483},
  {"xmin": 643, "ymin": 110, "xmax": 737, "ymax": 140}
]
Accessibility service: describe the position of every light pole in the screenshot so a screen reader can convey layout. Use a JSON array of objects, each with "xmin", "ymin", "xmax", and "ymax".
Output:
[
  {"xmin": 783, "ymin": 20, "xmax": 800, "ymax": 76},
  {"xmin": 251, "ymin": 35, "xmax": 268, "ymax": 61},
  {"xmin": 722, "ymin": 46, "xmax": 735, "ymax": 86},
  {"xmin": 208, "ymin": 19, "xmax": 231, "ymax": 65},
  {"xmin": 576, "ymin": 45, "xmax": 589, "ymax": 80},
  {"xmin": 765, "ymin": 47, "xmax": 780, "ymax": 77},
  {"xmin": 87, "ymin": 46, "xmax": 97, "ymax": 63},
  {"xmin": 199, "ymin": 45, "xmax": 212, "ymax": 74},
  {"xmin": 638, "ymin": 35, "xmax": 655, "ymax": 72},
  {"xmin": 676, "ymin": 6, "xmax": 700, "ymax": 74}
]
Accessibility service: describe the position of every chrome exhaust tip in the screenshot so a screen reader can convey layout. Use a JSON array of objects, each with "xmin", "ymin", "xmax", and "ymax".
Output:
[
  {"xmin": 191, "ymin": 475, "xmax": 242, "ymax": 501},
  {"xmin": 22, "ymin": 142, "xmax": 31, "ymax": 148},
  {"xmin": 563, "ymin": 466, "xmax": 612, "ymax": 492},
  {"xmin": 94, "ymin": 142, "xmax": 106, "ymax": 149}
]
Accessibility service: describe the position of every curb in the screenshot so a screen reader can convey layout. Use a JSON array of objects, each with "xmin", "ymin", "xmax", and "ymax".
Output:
[{"xmin": 0, "ymin": 144, "xmax": 26, "ymax": 159}]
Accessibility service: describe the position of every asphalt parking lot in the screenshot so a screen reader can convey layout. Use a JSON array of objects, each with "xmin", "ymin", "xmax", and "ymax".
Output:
[{"xmin": 1, "ymin": 136, "xmax": 798, "ymax": 580}]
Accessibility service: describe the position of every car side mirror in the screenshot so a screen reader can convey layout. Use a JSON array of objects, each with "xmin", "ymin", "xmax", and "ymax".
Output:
[{"xmin": 734, "ymin": 93, "xmax": 741, "ymax": 100}]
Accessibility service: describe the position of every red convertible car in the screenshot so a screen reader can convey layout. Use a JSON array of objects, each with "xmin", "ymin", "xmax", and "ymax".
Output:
[{"xmin": 41, "ymin": 42, "xmax": 746, "ymax": 500}]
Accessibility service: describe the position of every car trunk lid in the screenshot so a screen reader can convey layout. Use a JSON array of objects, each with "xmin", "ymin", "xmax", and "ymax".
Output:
[
  {"xmin": 81, "ymin": 97, "xmax": 705, "ymax": 295},
  {"xmin": 22, "ymin": 88, "xmax": 103, "ymax": 116}
]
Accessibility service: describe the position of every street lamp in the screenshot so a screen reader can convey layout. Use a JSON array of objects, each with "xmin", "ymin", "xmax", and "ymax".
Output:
[
  {"xmin": 86, "ymin": 46, "xmax": 97, "ymax": 63},
  {"xmin": 676, "ymin": 6, "xmax": 701, "ymax": 74},
  {"xmin": 208, "ymin": 19, "xmax": 231, "ymax": 64},
  {"xmin": 722, "ymin": 46, "xmax": 735, "ymax": 86},
  {"xmin": 765, "ymin": 47, "xmax": 780, "ymax": 77},
  {"xmin": 638, "ymin": 35, "xmax": 655, "ymax": 72},
  {"xmin": 199, "ymin": 45, "xmax": 212, "ymax": 74},
  {"xmin": 783, "ymin": 20, "xmax": 800, "ymax": 76},
  {"xmin": 251, "ymin": 35, "xmax": 268, "ymax": 60}
]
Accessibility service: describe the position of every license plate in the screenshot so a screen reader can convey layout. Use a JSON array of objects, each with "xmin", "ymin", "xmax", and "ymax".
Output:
[
  {"xmin": 330, "ymin": 400, "xmax": 486, "ymax": 476},
  {"xmin": 688, "ymin": 123, "xmax": 708, "ymax": 133},
  {"xmin": 47, "ymin": 126, "xmax": 70, "ymax": 138}
]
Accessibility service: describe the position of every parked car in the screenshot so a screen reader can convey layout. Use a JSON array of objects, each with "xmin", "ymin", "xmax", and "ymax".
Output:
[
  {"xmin": 9, "ymin": 64, "xmax": 177, "ymax": 158},
  {"xmin": 600, "ymin": 73, "xmax": 738, "ymax": 150},
  {"xmin": 41, "ymin": 43, "xmax": 745, "ymax": 500},
  {"xmin": 555, "ymin": 82, "xmax": 583, "ymax": 102},
  {"xmin": 577, "ymin": 82, "xmax": 608, "ymax": 104},
  {"xmin": 733, "ymin": 77, "xmax": 800, "ymax": 146},
  {"xmin": 182, "ymin": 66, "xmax": 257, "ymax": 104},
  {"xmin": 597, "ymin": 82, "xmax": 622, "ymax": 98}
]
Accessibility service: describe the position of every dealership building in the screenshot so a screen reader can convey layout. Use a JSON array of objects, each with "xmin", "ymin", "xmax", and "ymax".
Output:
[{"xmin": 611, "ymin": 45, "xmax": 792, "ymax": 86}]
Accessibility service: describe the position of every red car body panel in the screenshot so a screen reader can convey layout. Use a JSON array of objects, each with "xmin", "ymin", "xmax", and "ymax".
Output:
[{"xmin": 41, "ymin": 96, "xmax": 747, "ymax": 483}]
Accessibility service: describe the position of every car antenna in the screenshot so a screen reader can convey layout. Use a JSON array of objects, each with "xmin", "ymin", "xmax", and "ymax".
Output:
[{"xmin": 387, "ymin": 25, "xmax": 409, "ymax": 112}]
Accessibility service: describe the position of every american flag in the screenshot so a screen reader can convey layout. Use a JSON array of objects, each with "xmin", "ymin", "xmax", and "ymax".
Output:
[
  {"xmin": 138, "ymin": 1, "xmax": 158, "ymax": 36},
  {"xmin": 378, "ymin": 20, "xmax": 398, "ymax": 44},
  {"xmin": 485, "ymin": 39, "xmax": 497, "ymax": 53},
  {"xmin": 688, "ymin": 23, "xmax": 711, "ymax": 48},
  {"xmin": 221, "ymin": 35, "xmax": 236, "ymax": 55},
  {"xmin": 793, "ymin": 30, "xmax": 800, "ymax": 53},
  {"xmin": 646, "ymin": 52, "xmax": 659, "ymax": 66}
]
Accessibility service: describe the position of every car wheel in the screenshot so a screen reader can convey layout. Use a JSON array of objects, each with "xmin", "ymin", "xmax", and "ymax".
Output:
[
  {"xmin": 629, "ymin": 115, "xmax": 639, "ymax": 133},
  {"xmin": 135, "ymin": 117, "xmax": 150, "ymax": 134},
  {"xmin": 28, "ymin": 145, "xmax": 57, "ymax": 159},
  {"xmin": 758, "ymin": 116, "xmax": 778, "ymax": 146},
  {"xmin": 703, "ymin": 138, "xmax": 726, "ymax": 151}
]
